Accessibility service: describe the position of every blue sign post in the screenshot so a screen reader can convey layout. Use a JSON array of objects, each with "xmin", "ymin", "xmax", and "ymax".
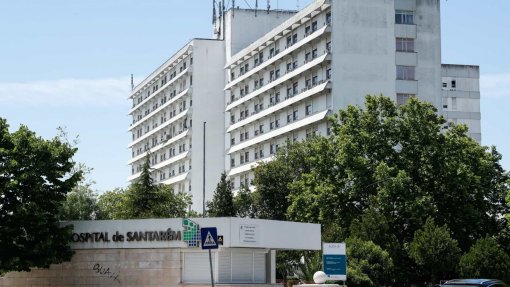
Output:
[
  {"xmin": 200, "ymin": 227, "xmax": 219, "ymax": 250},
  {"xmin": 323, "ymin": 243, "xmax": 347, "ymax": 280}
]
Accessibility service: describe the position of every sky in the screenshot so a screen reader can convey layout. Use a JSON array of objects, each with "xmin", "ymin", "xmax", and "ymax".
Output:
[{"xmin": 0, "ymin": 0, "xmax": 508, "ymax": 193}]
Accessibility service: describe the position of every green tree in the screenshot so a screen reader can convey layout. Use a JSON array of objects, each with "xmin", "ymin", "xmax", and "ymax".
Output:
[
  {"xmin": 295, "ymin": 251, "xmax": 322, "ymax": 283},
  {"xmin": 408, "ymin": 218, "xmax": 461, "ymax": 283},
  {"xmin": 0, "ymin": 119, "xmax": 81, "ymax": 272},
  {"xmin": 346, "ymin": 237, "xmax": 394, "ymax": 287},
  {"xmin": 207, "ymin": 172, "xmax": 236, "ymax": 217},
  {"xmin": 96, "ymin": 155, "xmax": 193, "ymax": 220},
  {"xmin": 124, "ymin": 155, "xmax": 191, "ymax": 218},
  {"xmin": 350, "ymin": 207, "xmax": 399, "ymax": 253},
  {"xmin": 96, "ymin": 188, "xmax": 129, "ymax": 220},
  {"xmin": 96, "ymin": 162, "xmax": 192, "ymax": 220},
  {"xmin": 58, "ymin": 163, "xmax": 99, "ymax": 220},
  {"xmin": 234, "ymin": 184, "xmax": 258, "ymax": 218},
  {"xmin": 125, "ymin": 155, "xmax": 160, "ymax": 218},
  {"xmin": 253, "ymin": 96, "xmax": 509, "ymax": 285},
  {"xmin": 253, "ymin": 158, "xmax": 293, "ymax": 220},
  {"xmin": 458, "ymin": 237, "xmax": 510, "ymax": 282},
  {"xmin": 59, "ymin": 184, "xmax": 99, "ymax": 220}
]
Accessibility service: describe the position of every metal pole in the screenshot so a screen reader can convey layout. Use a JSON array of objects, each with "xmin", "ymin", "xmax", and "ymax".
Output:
[
  {"xmin": 209, "ymin": 249, "xmax": 215, "ymax": 287},
  {"xmin": 203, "ymin": 121, "xmax": 206, "ymax": 215},
  {"xmin": 202, "ymin": 121, "xmax": 215, "ymax": 287}
]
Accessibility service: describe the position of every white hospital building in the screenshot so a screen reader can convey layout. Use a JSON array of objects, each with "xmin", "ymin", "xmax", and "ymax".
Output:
[{"xmin": 127, "ymin": 0, "xmax": 481, "ymax": 210}]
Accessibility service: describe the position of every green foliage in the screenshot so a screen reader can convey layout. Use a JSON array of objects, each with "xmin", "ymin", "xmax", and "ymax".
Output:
[
  {"xmin": 251, "ymin": 96, "xmax": 509, "ymax": 285},
  {"xmin": 350, "ymin": 208, "xmax": 399, "ymax": 253},
  {"xmin": 125, "ymin": 156, "xmax": 159, "ymax": 218},
  {"xmin": 408, "ymin": 218, "xmax": 460, "ymax": 283},
  {"xmin": 276, "ymin": 251, "xmax": 301, "ymax": 281},
  {"xmin": 458, "ymin": 237, "xmax": 510, "ymax": 282},
  {"xmin": 123, "ymin": 156, "xmax": 191, "ymax": 219},
  {"xmin": 96, "ymin": 188, "xmax": 129, "ymax": 219},
  {"xmin": 207, "ymin": 172, "xmax": 236, "ymax": 217},
  {"xmin": 294, "ymin": 251, "xmax": 322, "ymax": 283},
  {"xmin": 507, "ymin": 189, "xmax": 510, "ymax": 224},
  {"xmin": 0, "ymin": 118, "xmax": 80, "ymax": 272},
  {"xmin": 234, "ymin": 184, "xmax": 258, "ymax": 218},
  {"xmin": 59, "ymin": 184, "xmax": 99, "ymax": 220},
  {"xmin": 58, "ymin": 163, "xmax": 99, "ymax": 220},
  {"xmin": 96, "ymin": 156, "xmax": 191, "ymax": 220},
  {"xmin": 346, "ymin": 237, "xmax": 394, "ymax": 287},
  {"xmin": 253, "ymin": 157, "xmax": 294, "ymax": 220}
]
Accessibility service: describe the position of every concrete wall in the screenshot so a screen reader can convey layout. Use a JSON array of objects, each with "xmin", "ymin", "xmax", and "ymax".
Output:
[
  {"xmin": 0, "ymin": 249, "xmax": 181, "ymax": 287},
  {"xmin": 441, "ymin": 64, "xmax": 481, "ymax": 142},
  {"xmin": 224, "ymin": 9, "xmax": 296, "ymax": 61},
  {"xmin": 0, "ymin": 249, "xmax": 282, "ymax": 287},
  {"xmin": 190, "ymin": 40, "xmax": 226, "ymax": 210},
  {"xmin": 331, "ymin": 0, "xmax": 397, "ymax": 109},
  {"xmin": 415, "ymin": 0, "xmax": 442, "ymax": 108},
  {"xmin": 330, "ymin": 0, "xmax": 442, "ymax": 109}
]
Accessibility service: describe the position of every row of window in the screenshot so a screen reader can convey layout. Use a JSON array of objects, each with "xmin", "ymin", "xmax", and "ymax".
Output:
[
  {"xmin": 132, "ymin": 98, "xmax": 192, "ymax": 142},
  {"xmin": 132, "ymin": 76, "xmax": 192, "ymax": 126},
  {"xmin": 132, "ymin": 119, "xmax": 191, "ymax": 160},
  {"xmin": 231, "ymin": 101, "xmax": 315, "ymax": 146},
  {"xmin": 230, "ymin": 124, "xmax": 323, "ymax": 169},
  {"xmin": 230, "ymin": 11, "xmax": 330, "ymax": 81},
  {"xmin": 133, "ymin": 57, "xmax": 193, "ymax": 108},
  {"xmin": 132, "ymin": 141, "xmax": 191, "ymax": 175},
  {"xmin": 230, "ymin": 69, "xmax": 329, "ymax": 128},
  {"xmin": 230, "ymin": 42, "xmax": 330, "ymax": 104}
]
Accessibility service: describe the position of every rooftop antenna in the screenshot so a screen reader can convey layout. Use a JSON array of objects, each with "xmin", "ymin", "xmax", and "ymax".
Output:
[
  {"xmin": 267, "ymin": 0, "xmax": 270, "ymax": 13},
  {"xmin": 222, "ymin": 0, "xmax": 226, "ymax": 39},
  {"xmin": 255, "ymin": 0, "xmax": 258, "ymax": 16},
  {"xmin": 130, "ymin": 74, "xmax": 134, "ymax": 91},
  {"xmin": 232, "ymin": 0, "xmax": 235, "ymax": 17},
  {"xmin": 297, "ymin": 0, "xmax": 300, "ymax": 10},
  {"xmin": 212, "ymin": 0, "xmax": 217, "ymax": 25}
]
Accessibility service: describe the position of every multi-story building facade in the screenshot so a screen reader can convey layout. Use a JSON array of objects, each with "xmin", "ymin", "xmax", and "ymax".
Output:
[
  {"xmin": 128, "ymin": 10, "xmax": 296, "ymax": 210},
  {"xmin": 128, "ymin": 39, "xmax": 225, "ymax": 209},
  {"xmin": 129, "ymin": 0, "xmax": 481, "ymax": 208},
  {"xmin": 441, "ymin": 64, "xmax": 481, "ymax": 142},
  {"xmin": 224, "ymin": 0, "xmax": 444, "ymax": 189}
]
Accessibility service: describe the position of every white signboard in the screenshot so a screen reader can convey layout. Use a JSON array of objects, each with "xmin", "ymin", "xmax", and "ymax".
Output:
[
  {"xmin": 323, "ymin": 242, "xmax": 346, "ymax": 255},
  {"xmin": 239, "ymin": 224, "xmax": 259, "ymax": 244}
]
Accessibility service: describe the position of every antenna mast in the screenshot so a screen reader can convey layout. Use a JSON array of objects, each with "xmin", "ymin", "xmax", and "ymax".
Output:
[
  {"xmin": 131, "ymin": 74, "xmax": 134, "ymax": 91},
  {"xmin": 212, "ymin": 0, "xmax": 217, "ymax": 25}
]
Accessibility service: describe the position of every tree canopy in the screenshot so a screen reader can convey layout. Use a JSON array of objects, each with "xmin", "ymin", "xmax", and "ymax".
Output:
[
  {"xmin": 247, "ymin": 96, "xmax": 509, "ymax": 285},
  {"xmin": 458, "ymin": 237, "xmax": 510, "ymax": 282},
  {"xmin": 109, "ymin": 155, "xmax": 191, "ymax": 219},
  {"xmin": 207, "ymin": 172, "xmax": 236, "ymax": 217},
  {"xmin": 0, "ymin": 118, "xmax": 81, "ymax": 272},
  {"xmin": 408, "ymin": 218, "xmax": 461, "ymax": 283}
]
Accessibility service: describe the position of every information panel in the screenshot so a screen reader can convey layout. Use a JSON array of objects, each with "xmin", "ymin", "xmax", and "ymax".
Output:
[{"xmin": 322, "ymin": 242, "xmax": 346, "ymax": 280}]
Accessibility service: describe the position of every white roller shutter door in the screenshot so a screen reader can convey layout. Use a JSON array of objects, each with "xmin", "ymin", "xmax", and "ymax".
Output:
[
  {"xmin": 182, "ymin": 252, "xmax": 215, "ymax": 283},
  {"xmin": 253, "ymin": 252, "xmax": 266, "ymax": 283},
  {"xmin": 232, "ymin": 250, "xmax": 253, "ymax": 283},
  {"xmin": 217, "ymin": 249, "xmax": 267, "ymax": 283}
]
